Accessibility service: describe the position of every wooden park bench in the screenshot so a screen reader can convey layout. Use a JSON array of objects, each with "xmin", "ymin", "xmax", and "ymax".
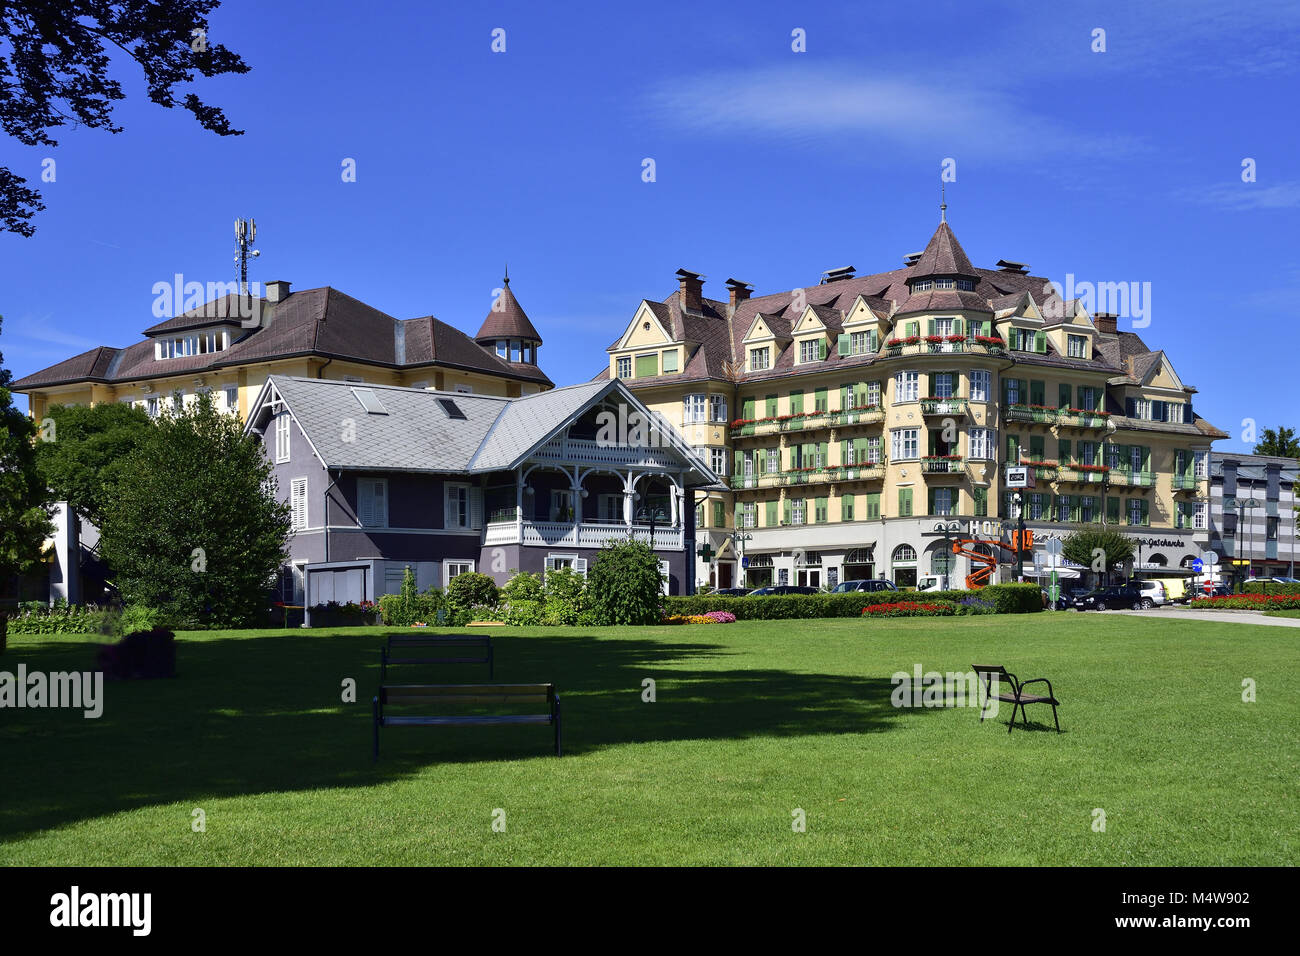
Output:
[
  {"xmin": 381, "ymin": 634, "xmax": 494, "ymax": 680},
  {"xmin": 971, "ymin": 664, "xmax": 1061, "ymax": 734},
  {"xmin": 372, "ymin": 684, "xmax": 561, "ymax": 759}
]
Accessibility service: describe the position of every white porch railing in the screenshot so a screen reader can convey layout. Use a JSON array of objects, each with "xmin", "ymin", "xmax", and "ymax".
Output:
[
  {"xmin": 533, "ymin": 437, "xmax": 679, "ymax": 468},
  {"xmin": 484, "ymin": 520, "xmax": 682, "ymax": 550}
]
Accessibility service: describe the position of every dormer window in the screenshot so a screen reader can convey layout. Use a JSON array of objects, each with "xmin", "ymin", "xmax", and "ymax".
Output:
[
  {"xmin": 155, "ymin": 329, "xmax": 227, "ymax": 360},
  {"xmin": 913, "ymin": 279, "xmax": 933, "ymax": 293},
  {"xmin": 496, "ymin": 340, "xmax": 508, "ymax": 358}
]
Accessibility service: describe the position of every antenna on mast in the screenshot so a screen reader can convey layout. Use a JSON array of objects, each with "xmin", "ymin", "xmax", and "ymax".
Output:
[
  {"xmin": 940, "ymin": 181, "xmax": 947, "ymax": 224},
  {"xmin": 234, "ymin": 217, "xmax": 261, "ymax": 295}
]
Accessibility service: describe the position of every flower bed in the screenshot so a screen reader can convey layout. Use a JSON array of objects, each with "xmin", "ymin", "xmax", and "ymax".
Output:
[
  {"xmin": 861, "ymin": 600, "xmax": 958, "ymax": 618},
  {"xmin": 665, "ymin": 610, "xmax": 737, "ymax": 625},
  {"xmin": 1196, "ymin": 594, "xmax": 1300, "ymax": 610}
]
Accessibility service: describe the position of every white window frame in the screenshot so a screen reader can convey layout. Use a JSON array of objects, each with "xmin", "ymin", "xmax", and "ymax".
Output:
[
  {"xmin": 616, "ymin": 356, "xmax": 632, "ymax": 378},
  {"xmin": 969, "ymin": 370, "xmax": 990, "ymax": 403},
  {"xmin": 1194, "ymin": 451, "xmax": 1208, "ymax": 479},
  {"xmin": 891, "ymin": 428, "xmax": 919, "ymax": 461},
  {"xmin": 798, "ymin": 339, "xmax": 820, "ymax": 365},
  {"xmin": 545, "ymin": 554, "xmax": 588, "ymax": 580},
  {"xmin": 895, "ymin": 371, "xmax": 919, "ymax": 403},
  {"xmin": 683, "ymin": 394, "xmax": 707, "ymax": 424},
  {"xmin": 934, "ymin": 488, "xmax": 954, "ymax": 516},
  {"xmin": 224, "ymin": 385, "xmax": 238, "ymax": 411},
  {"xmin": 968, "ymin": 427, "xmax": 994, "ymax": 460},
  {"xmin": 445, "ymin": 482, "xmax": 482, "ymax": 530},
  {"xmin": 445, "ymin": 560, "xmax": 475, "ymax": 586},
  {"xmin": 275, "ymin": 412, "xmax": 291, "ymax": 463},
  {"xmin": 709, "ymin": 394, "xmax": 728, "ymax": 423},
  {"xmin": 748, "ymin": 347, "xmax": 770, "ymax": 371},
  {"xmin": 933, "ymin": 372, "xmax": 954, "ymax": 399},
  {"xmin": 290, "ymin": 477, "xmax": 308, "ymax": 531},
  {"xmin": 711, "ymin": 447, "xmax": 728, "ymax": 477}
]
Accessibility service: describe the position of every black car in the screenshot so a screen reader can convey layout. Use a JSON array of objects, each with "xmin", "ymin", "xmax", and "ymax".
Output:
[
  {"xmin": 749, "ymin": 585, "xmax": 821, "ymax": 595},
  {"xmin": 1069, "ymin": 585, "xmax": 1143, "ymax": 611},
  {"xmin": 1046, "ymin": 585, "xmax": 1089, "ymax": 610},
  {"xmin": 711, "ymin": 588, "xmax": 750, "ymax": 597}
]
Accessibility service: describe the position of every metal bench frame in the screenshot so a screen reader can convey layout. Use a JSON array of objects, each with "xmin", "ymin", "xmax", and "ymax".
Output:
[
  {"xmin": 372, "ymin": 683, "xmax": 561, "ymax": 758},
  {"xmin": 972, "ymin": 664, "xmax": 1061, "ymax": 734}
]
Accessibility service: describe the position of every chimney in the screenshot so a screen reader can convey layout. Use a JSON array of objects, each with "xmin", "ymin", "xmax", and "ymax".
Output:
[
  {"xmin": 996, "ymin": 259, "xmax": 1029, "ymax": 274},
  {"xmin": 725, "ymin": 278, "xmax": 753, "ymax": 309},
  {"xmin": 265, "ymin": 280, "xmax": 291, "ymax": 303},
  {"xmin": 821, "ymin": 266, "xmax": 856, "ymax": 284},
  {"xmin": 1093, "ymin": 312, "xmax": 1118, "ymax": 334},
  {"xmin": 676, "ymin": 268, "xmax": 704, "ymax": 313}
]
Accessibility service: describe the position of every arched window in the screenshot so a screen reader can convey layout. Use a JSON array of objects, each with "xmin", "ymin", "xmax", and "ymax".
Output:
[
  {"xmin": 892, "ymin": 544, "xmax": 917, "ymax": 564},
  {"xmin": 1148, "ymin": 553, "xmax": 1167, "ymax": 567},
  {"xmin": 930, "ymin": 548, "xmax": 953, "ymax": 574}
]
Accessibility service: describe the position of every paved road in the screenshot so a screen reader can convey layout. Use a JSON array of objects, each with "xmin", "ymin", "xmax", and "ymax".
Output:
[{"xmin": 1099, "ymin": 608, "xmax": 1300, "ymax": 628}]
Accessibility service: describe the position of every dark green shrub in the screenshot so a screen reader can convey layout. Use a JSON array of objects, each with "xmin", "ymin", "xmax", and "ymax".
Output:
[
  {"xmin": 1243, "ymin": 581, "xmax": 1300, "ymax": 595},
  {"xmin": 501, "ymin": 571, "xmax": 544, "ymax": 603},
  {"xmin": 586, "ymin": 539, "xmax": 663, "ymax": 625},
  {"xmin": 378, "ymin": 571, "xmax": 448, "ymax": 626},
  {"xmin": 979, "ymin": 583, "xmax": 1044, "ymax": 613},
  {"xmin": 663, "ymin": 586, "xmax": 1040, "ymax": 620},
  {"xmin": 542, "ymin": 567, "xmax": 588, "ymax": 625},
  {"xmin": 502, "ymin": 598, "xmax": 546, "ymax": 626},
  {"xmin": 445, "ymin": 572, "xmax": 500, "ymax": 612}
]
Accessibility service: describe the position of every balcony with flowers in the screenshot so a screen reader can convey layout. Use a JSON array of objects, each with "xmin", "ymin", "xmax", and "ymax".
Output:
[
  {"xmin": 1171, "ymin": 474, "xmax": 1200, "ymax": 491},
  {"xmin": 729, "ymin": 406, "xmax": 883, "ymax": 440},
  {"xmin": 1108, "ymin": 464, "xmax": 1155, "ymax": 487},
  {"xmin": 920, "ymin": 396, "xmax": 969, "ymax": 417},
  {"xmin": 1057, "ymin": 463, "xmax": 1110, "ymax": 484},
  {"xmin": 1004, "ymin": 404, "xmax": 1058, "ymax": 425},
  {"xmin": 1055, "ymin": 407, "xmax": 1111, "ymax": 430},
  {"xmin": 921, "ymin": 455, "xmax": 966, "ymax": 474},
  {"xmin": 730, "ymin": 461, "xmax": 886, "ymax": 489},
  {"xmin": 883, "ymin": 334, "xmax": 1006, "ymax": 358}
]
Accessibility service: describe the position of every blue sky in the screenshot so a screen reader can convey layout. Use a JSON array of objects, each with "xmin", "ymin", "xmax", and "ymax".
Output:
[{"xmin": 2, "ymin": 0, "xmax": 1297, "ymax": 452}]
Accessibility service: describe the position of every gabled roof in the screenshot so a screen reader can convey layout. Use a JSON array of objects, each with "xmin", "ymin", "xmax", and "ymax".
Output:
[{"xmin": 248, "ymin": 376, "xmax": 720, "ymax": 486}]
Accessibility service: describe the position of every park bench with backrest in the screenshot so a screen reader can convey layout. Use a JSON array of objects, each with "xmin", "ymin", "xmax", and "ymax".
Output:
[
  {"xmin": 372, "ymin": 683, "xmax": 561, "ymax": 758},
  {"xmin": 971, "ymin": 664, "xmax": 1061, "ymax": 734},
  {"xmin": 381, "ymin": 634, "xmax": 494, "ymax": 680}
]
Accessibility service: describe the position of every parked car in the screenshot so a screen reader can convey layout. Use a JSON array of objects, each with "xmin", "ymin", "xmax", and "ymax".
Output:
[
  {"xmin": 1266, "ymin": 576, "xmax": 1300, "ymax": 585},
  {"xmin": 749, "ymin": 585, "xmax": 821, "ymax": 596},
  {"xmin": 711, "ymin": 588, "xmax": 750, "ymax": 597},
  {"xmin": 1189, "ymin": 583, "xmax": 1232, "ymax": 600},
  {"xmin": 1135, "ymin": 580, "xmax": 1168, "ymax": 609},
  {"xmin": 1069, "ymin": 585, "xmax": 1144, "ymax": 611},
  {"xmin": 831, "ymin": 579, "xmax": 900, "ymax": 594},
  {"xmin": 1040, "ymin": 585, "xmax": 1087, "ymax": 610}
]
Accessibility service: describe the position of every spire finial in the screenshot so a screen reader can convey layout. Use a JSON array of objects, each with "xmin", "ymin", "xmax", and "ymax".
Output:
[
  {"xmin": 940, "ymin": 181, "xmax": 947, "ymax": 224},
  {"xmin": 503, "ymin": 263, "xmax": 510, "ymax": 286}
]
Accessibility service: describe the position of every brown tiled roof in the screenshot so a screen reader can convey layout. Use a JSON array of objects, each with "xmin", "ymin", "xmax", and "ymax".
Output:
[
  {"xmin": 13, "ymin": 286, "xmax": 551, "ymax": 390},
  {"xmin": 142, "ymin": 294, "xmax": 255, "ymax": 335},
  {"xmin": 475, "ymin": 279, "xmax": 542, "ymax": 344},
  {"xmin": 910, "ymin": 222, "xmax": 978, "ymax": 278}
]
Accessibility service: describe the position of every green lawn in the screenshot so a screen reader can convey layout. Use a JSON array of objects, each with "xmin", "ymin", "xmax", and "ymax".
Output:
[{"xmin": 1, "ymin": 616, "xmax": 1295, "ymax": 865}]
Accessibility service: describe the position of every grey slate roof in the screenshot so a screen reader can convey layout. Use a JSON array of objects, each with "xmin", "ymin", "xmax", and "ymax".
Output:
[{"xmin": 256, "ymin": 376, "xmax": 719, "ymax": 485}]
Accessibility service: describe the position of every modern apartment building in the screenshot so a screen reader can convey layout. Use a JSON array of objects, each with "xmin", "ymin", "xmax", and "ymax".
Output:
[
  {"xmin": 1208, "ymin": 452, "xmax": 1299, "ymax": 583},
  {"xmin": 601, "ymin": 219, "xmax": 1228, "ymax": 590},
  {"xmin": 12, "ymin": 275, "xmax": 552, "ymax": 421}
]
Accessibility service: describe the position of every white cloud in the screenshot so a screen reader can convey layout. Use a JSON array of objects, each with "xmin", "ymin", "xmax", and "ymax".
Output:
[
  {"xmin": 1181, "ymin": 181, "xmax": 1300, "ymax": 211},
  {"xmin": 643, "ymin": 65, "xmax": 1145, "ymax": 160}
]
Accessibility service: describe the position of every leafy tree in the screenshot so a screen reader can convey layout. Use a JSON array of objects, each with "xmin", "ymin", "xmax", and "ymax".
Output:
[
  {"xmin": 1253, "ymin": 426, "xmax": 1300, "ymax": 459},
  {"xmin": 1061, "ymin": 528, "xmax": 1135, "ymax": 580},
  {"xmin": 541, "ymin": 567, "xmax": 587, "ymax": 625},
  {"xmin": 1, "ymin": 0, "xmax": 250, "ymax": 235},
  {"xmin": 586, "ymin": 539, "xmax": 664, "ymax": 626},
  {"xmin": 98, "ymin": 392, "xmax": 289, "ymax": 626},
  {"xmin": 0, "ymin": 315, "xmax": 54, "ymax": 651},
  {"xmin": 33, "ymin": 401, "xmax": 152, "ymax": 525}
]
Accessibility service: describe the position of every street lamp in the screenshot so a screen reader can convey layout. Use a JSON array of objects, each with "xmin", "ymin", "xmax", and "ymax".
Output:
[
  {"xmin": 635, "ymin": 505, "xmax": 667, "ymax": 549},
  {"xmin": 1012, "ymin": 492, "xmax": 1025, "ymax": 584},
  {"xmin": 730, "ymin": 528, "xmax": 753, "ymax": 588},
  {"xmin": 1240, "ymin": 498, "xmax": 1261, "ymax": 583},
  {"xmin": 929, "ymin": 520, "xmax": 963, "ymax": 590}
]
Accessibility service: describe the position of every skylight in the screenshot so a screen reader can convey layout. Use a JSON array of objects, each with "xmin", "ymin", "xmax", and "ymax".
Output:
[
  {"xmin": 438, "ymin": 398, "xmax": 467, "ymax": 420},
  {"xmin": 351, "ymin": 387, "xmax": 388, "ymax": 415}
]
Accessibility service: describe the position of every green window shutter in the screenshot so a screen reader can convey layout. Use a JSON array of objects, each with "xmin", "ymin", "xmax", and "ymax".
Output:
[
  {"xmin": 927, "ymin": 318, "xmax": 935, "ymax": 336},
  {"xmin": 713, "ymin": 501, "xmax": 724, "ymax": 527},
  {"xmin": 1175, "ymin": 450, "xmax": 1185, "ymax": 475},
  {"xmin": 973, "ymin": 486, "xmax": 987, "ymax": 516},
  {"xmin": 742, "ymin": 397, "xmax": 755, "ymax": 419},
  {"xmin": 819, "ymin": 338, "xmax": 828, "ymax": 361},
  {"xmin": 783, "ymin": 499, "xmax": 791, "ymax": 525},
  {"xmin": 816, "ymin": 497, "xmax": 828, "ymax": 523},
  {"xmin": 899, "ymin": 488, "xmax": 913, "ymax": 517},
  {"xmin": 867, "ymin": 492, "xmax": 880, "ymax": 519},
  {"xmin": 815, "ymin": 387, "xmax": 828, "ymax": 412},
  {"xmin": 1059, "ymin": 439, "xmax": 1071, "ymax": 464},
  {"xmin": 1030, "ymin": 380, "xmax": 1045, "ymax": 405},
  {"xmin": 766, "ymin": 394, "xmax": 777, "ymax": 417},
  {"xmin": 839, "ymin": 385, "xmax": 848, "ymax": 410},
  {"xmin": 1035, "ymin": 330, "xmax": 1046, "ymax": 353},
  {"xmin": 953, "ymin": 318, "xmax": 964, "ymax": 336},
  {"xmin": 837, "ymin": 334, "xmax": 850, "ymax": 356},
  {"xmin": 818, "ymin": 441, "xmax": 828, "ymax": 468},
  {"xmin": 1106, "ymin": 496, "xmax": 1120, "ymax": 523},
  {"xmin": 695, "ymin": 503, "xmax": 704, "ymax": 527},
  {"xmin": 1030, "ymin": 435, "xmax": 1045, "ymax": 460},
  {"xmin": 1007, "ymin": 434, "xmax": 1020, "ymax": 462},
  {"xmin": 1059, "ymin": 384, "xmax": 1071, "ymax": 408},
  {"xmin": 840, "ymin": 439, "xmax": 849, "ymax": 466},
  {"xmin": 842, "ymin": 494, "xmax": 854, "ymax": 521},
  {"xmin": 734, "ymin": 450, "xmax": 742, "ymax": 475},
  {"xmin": 790, "ymin": 392, "xmax": 803, "ymax": 415},
  {"xmin": 765, "ymin": 500, "xmax": 777, "ymax": 527},
  {"xmin": 925, "ymin": 372, "xmax": 933, "ymax": 397},
  {"xmin": 634, "ymin": 353, "xmax": 658, "ymax": 377},
  {"xmin": 734, "ymin": 504, "xmax": 742, "ymax": 528},
  {"xmin": 1140, "ymin": 499, "xmax": 1149, "ymax": 525},
  {"xmin": 868, "ymin": 330, "xmax": 878, "ymax": 352},
  {"xmin": 927, "ymin": 487, "xmax": 936, "ymax": 515},
  {"xmin": 1141, "ymin": 447, "xmax": 1151, "ymax": 473},
  {"xmin": 1075, "ymin": 385, "xmax": 1085, "ymax": 410}
]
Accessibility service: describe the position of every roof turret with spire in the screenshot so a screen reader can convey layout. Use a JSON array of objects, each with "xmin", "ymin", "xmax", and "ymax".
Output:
[{"xmin": 475, "ymin": 268, "xmax": 543, "ymax": 364}]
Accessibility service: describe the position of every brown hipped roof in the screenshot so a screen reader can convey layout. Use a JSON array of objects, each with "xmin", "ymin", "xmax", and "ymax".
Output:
[{"xmin": 13, "ymin": 286, "xmax": 552, "ymax": 391}]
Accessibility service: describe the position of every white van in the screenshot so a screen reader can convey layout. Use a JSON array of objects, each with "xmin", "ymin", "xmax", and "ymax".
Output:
[
  {"xmin": 1136, "ymin": 580, "xmax": 1168, "ymax": 608},
  {"xmin": 915, "ymin": 574, "xmax": 945, "ymax": 592}
]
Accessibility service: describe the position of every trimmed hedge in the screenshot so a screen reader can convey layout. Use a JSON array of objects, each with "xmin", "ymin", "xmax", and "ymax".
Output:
[
  {"xmin": 7, "ymin": 602, "xmax": 114, "ymax": 635},
  {"xmin": 663, "ymin": 584, "xmax": 1041, "ymax": 620},
  {"xmin": 1243, "ymin": 581, "xmax": 1300, "ymax": 595}
]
